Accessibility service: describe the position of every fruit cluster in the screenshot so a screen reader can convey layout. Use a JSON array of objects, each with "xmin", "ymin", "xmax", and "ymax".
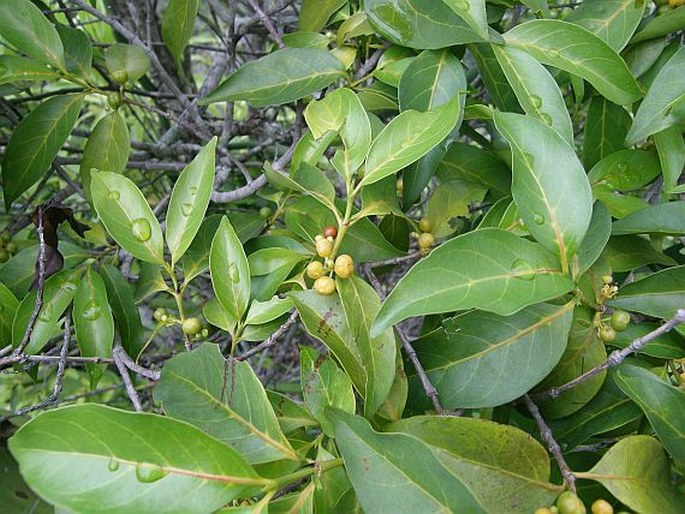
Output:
[
  {"xmin": 307, "ymin": 226, "xmax": 354, "ymax": 296},
  {"xmin": 153, "ymin": 308, "xmax": 208, "ymax": 339},
  {"xmin": 0, "ymin": 230, "xmax": 17, "ymax": 263},
  {"xmin": 536, "ymin": 491, "xmax": 623, "ymax": 514},
  {"xmin": 416, "ymin": 218, "xmax": 435, "ymax": 253}
]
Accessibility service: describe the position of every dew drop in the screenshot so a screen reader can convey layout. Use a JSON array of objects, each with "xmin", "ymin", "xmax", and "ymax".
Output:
[
  {"xmin": 228, "ymin": 263, "xmax": 240, "ymax": 282},
  {"xmin": 511, "ymin": 259, "xmax": 536, "ymax": 281},
  {"xmin": 108, "ymin": 191, "xmax": 121, "ymax": 201},
  {"xmin": 540, "ymin": 113, "xmax": 553, "ymax": 125},
  {"xmin": 135, "ymin": 463, "xmax": 168, "ymax": 483},
  {"xmin": 108, "ymin": 458, "xmax": 120, "ymax": 472},
  {"xmin": 181, "ymin": 203, "xmax": 193, "ymax": 216},
  {"xmin": 38, "ymin": 306, "xmax": 52, "ymax": 323},
  {"xmin": 533, "ymin": 212, "xmax": 545, "ymax": 225},
  {"xmin": 456, "ymin": 0, "xmax": 470, "ymax": 10},
  {"xmin": 132, "ymin": 218, "xmax": 152, "ymax": 242},
  {"xmin": 546, "ymin": 48, "xmax": 560, "ymax": 59},
  {"xmin": 62, "ymin": 281, "xmax": 78, "ymax": 293},
  {"xmin": 616, "ymin": 162, "xmax": 628, "ymax": 173},
  {"xmin": 82, "ymin": 301, "xmax": 102, "ymax": 321},
  {"xmin": 189, "ymin": 186, "xmax": 198, "ymax": 195},
  {"xmin": 531, "ymin": 95, "xmax": 543, "ymax": 108}
]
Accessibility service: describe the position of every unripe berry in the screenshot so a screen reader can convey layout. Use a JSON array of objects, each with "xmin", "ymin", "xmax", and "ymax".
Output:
[
  {"xmin": 111, "ymin": 69, "xmax": 129, "ymax": 85},
  {"xmin": 334, "ymin": 254, "xmax": 354, "ymax": 279},
  {"xmin": 153, "ymin": 307, "xmax": 169, "ymax": 323},
  {"xmin": 0, "ymin": 250, "xmax": 9, "ymax": 263},
  {"xmin": 535, "ymin": 509, "xmax": 554, "ymax": 514},
  {"xmin": 313, "ymin": 276, "xmax": 336, "ymax": 296},
  {"xmin": 107, "ymin": 91, "xmax": 122, "ymax": 109},
  {"xmin": 591, "ymin": 499, "xmax": 613, "ymax": 514},
  {"xmin": 599, "ymin": 325, "xmax": 616, "ymax": 343},
  {"xmin": 5, "ymin": 242, "xmax": 17, "ymax": 255},
  {"xmin": 418, "ymin": 218, "xmax": 432, "ymax": 233},
  {"xmin": 610, "ymin": 310, "xmax": 630, "ymax": 332},
  {"xmin": 306, "ymin": 260, "xmax": 324, "ymax": 280},
  {"xmin": 418, "ymin": 232, "xmax": 435, "ymax": 250},
  {"xmin": 182, "ymin": 317, "xmax": 203, "ymax": 336},
  {"xmin": 259, "ymin": 206, "xmax": 273, "ymax": 219},
  {"xmin": 316, "ymin": 238, "xmax": 333, "ymax": 258},
  {"xmin": 556, "ymin": 491, "xmax": 586, "ymax": 514}
]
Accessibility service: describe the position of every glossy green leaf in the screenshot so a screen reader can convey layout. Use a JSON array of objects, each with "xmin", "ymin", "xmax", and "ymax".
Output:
[
  {"xmin": 181, "ymin": 214, "xmax": 222, "ymax": 282},
  {"xmin": 655, "ymin": 126, "xmax": 685, "ymax": 193},
  {"xmin": 365, "ymin": 0, "xmax": 488, "ymax": 49},
  {"xmin": 155, "ymin": 344, "xmax": 298, "ymax": 464},
  {"xmin": 161, "ymin": 0, "xmax": 199, "ymax": 61},
  {"xmin": 0, "ymin": 447, "xmax": 51, "ymax": 514},
  {"xmin": 582, "ymin": 435, "xmax": 685, "ymax": 514},
  {"xmin": 609, "ymin": 266, "xmax": 685, "ymax": 320},
  {"xmin": 424, "ymin": 179, "xmax": 487, "ymax": 238},
  {"xmin": 100, "ymin": 264, "xmax": 145, "ymax": 361},
  {"xmin": 8, "ymin": 404, "xmax": 261, "ymax": 513},
  {"xmin": 582, "ymin": 96, "xmax": 632, "ymax": 169},
  {"xmin": 434, "ymin": 142, "xmax": 511, "ymax": 198},
  {"xmin": 203, "ymin": 298, "xmax": 237, "ymax": 334},
  {"xmin": 249, "ymin": 247, "xmax": 308, "ymax": 301},
  {"xmin": 549, "ymin": 368, "xmax": 642, "ymax": 449},
  {"xmin": 0, "ymin": 282, "xmax": 19, "ymax": 347},
  {"xmin": 210, "ymin": 216, "xmax": 251, "ymax": 324},
  {"xmin": 0, "ymin": 55, "xmax": 60, "ymax": 85},
  {"xmin": 625, "ymin": 46, "xmax": 685, "ymax": 145},
  {"xmin": 91, "ymin": 171, "xmax": 165, "ymax": 265},
  {"xmin": 535, "ymin": 306, "xmax": 607, "ymax": 418},
  {"xmin": 0, "ymin": 0, "xmax": 65, "ymax": 69},
  {"xmin": 494, "ymin": 111, "xmax": 593, "ymax": 269},
  {"xmin": 304, "ymin": 88, "xmax": 371, "ymax": 181},
  {"xmin": 630, "ymin": 5, "xmax": 685, "ymax": 43},
  {"xmin": 2, "ymin": 94, "xmax": 83, "ymax": 210},
  {"xmin": 299, "ymin": 0, "xmax": 346, "ymax": 31},
  {"xmin": 267, "ymin": 390, "xmax": 318, "ymax": 434},
  {"xmin": 245, "ymin": 297, "xmax": 293, "ymax": 326},
  {"xmin": 104, "ymin": 43, "xmax": 150, "ymax": 82},
  {"xmin": 410, "ymin": 302, "xmax": 573, "ymax": 410},
  {"xmin": 503, "ymin": 19, "xmax": 642, "ymax": 106},
  {"xmin": 12, "ymin": 270, "xmax": 80, "ymax": 355},
  {"xmin": 372, "ymin": 229, "xmax": 575, "ymax": 337},
  {"xmin": 203, "ymin": 48, "xmax": 345, "ymax": 106},
  {"xmin": 441, "ymin": 0, "xmax": 488, "ymax": 39},
  {"xmin": 166, "ymin": 137, "xmax": 216, "ymax": 264},
  {"xmin": 80, "ymin": 110, "xmax": 131, "ymax": 201},
  {"xmin": 571, "ymin": 201, "xmax": 611, "ymax": 279},
  {"xmin": 360, "ymin": 95, "xmax": 460, "ymax": 187},
  {"xmin": 469, "ymin": 43, "xmax": 521, "ymax": 113},
  {"xmin": 566, "ymin": 0, "xmax": 645, "ymax": 51},
  {"xmin": 329, "ymin": 409, "xmax": 485, "ymax": 513},
  {"xmin": 493, "ymin": 45, "xmax": 573, "ymax": 143},
  {"xmin": 398, "ymin": 49, "xmax": 466, "ymax": 113},
  {"xmin": 300, "ymin": 347, "xmax": 355, "ymax": 436},
  {"xmin": 607, "ymin": 235, "xmax": 676, "ymax": 271},
  {"xmin": 612, "ymin": 201, "xmax": 685, "ymax": 235},
  {"xmin": 613, "ymin": 322, "xmax": 685, "ymax": 359},
  {"xmin": 588, "ymin": 149, "xmax": 661, "ymax": 191},
  {"xmin": 337, "ymin": 276, "xmax": 396, "ymax": 417},
  {"xmin": 388, "ymin": 416, "xmax": 562, "ymax": 513},
  {"xmin": 57, "ymin": 26, "xmax": 92, "ymax": 78},
  {"xmin": 74, "ymin": 269, "xmax": 114, "ymax": 386}
]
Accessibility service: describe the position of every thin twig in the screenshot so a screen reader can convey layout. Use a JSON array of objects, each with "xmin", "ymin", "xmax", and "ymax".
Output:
[
  {"xmin": 112, "ymin": 342, "xmax": 143, "ymax": 411},
  {"xmin": 113, "ymin": 344, "xmax": 160, "ymax": 381},
  {"xmin": 396, "ymin": 326, "xmax": 444, "ymax": 414},
  {"xmin": 237, "ymin": 310, "xmax": 299, "ymax": 361},
  {"xmin": 245, "ymin": 0, "xmax": 285, "ymax": 48},
  {"xmin": 524, "ymin": 394, "xmax": 576, "ymax": 492}
]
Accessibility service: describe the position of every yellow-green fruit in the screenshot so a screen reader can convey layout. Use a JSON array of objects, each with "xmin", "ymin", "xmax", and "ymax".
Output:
[
  {"xmin": 0, "ymin": 250, "xmax": 9, "ymax": 263},
  {"xmin": 591, "ymin": 499, "xmax": 614, "ymax": 514},
  {"xmin": 669, "ymin": 0, "xmax": 684, "ymax": 7},
  {"xmin": 314, "ymin": 276, "xmax": 336, "ymax": 296},
  {"xmin": 316, "ymin": 238, "xmax": 334, "ymax": 258},
  {"xmin": 418, "ymin": 218, "xmax": 432, "ymax": 233},
  {"xmin": 334, "ymin": 254, "xmax": 354, "ymax": 279},
  {"xmin": 5, "ymin": 241, "xmax": 17, "ymax": 255},
  {"xmin": 107, "ymin": 91, "xmax": 122, "ymax": 109},
  {"xmin": 418, "ymin": 232, "xmax": 435, "ymax": 249},
  {"xmin": 535, "ymin": 509, "xmax": 554, "ymax": 514},
  {"xmin": 599, "ymin": 325, "xmax": 616, "ymax": 343},
  {"xmin": 306, "ymin": 260, "xmax": 324, "ymax": 280},
  {"xmin": 153, "ymin": 307, "xmax": 169, "ymax": 322},
  {"xmin": 259, "ymin": 206, "xmax": 272, "ymax": 219},
  {"xmin": 182, "ymin": 317, "xmax": 203, "ymax": 336},
  {"xmin": 556, "ymin": 491, "xmax": 586, "ymax": 514},
  {"xmin": 610, "ymin": 310, "xmax": 631, "ymax": 332},
  {"xmin": 0, "ymin": 230, "xmax": 11, "ymax": 244},
  {"xmin": 111, "ymin": 69, "xmax": 129, "ymax": 85}
]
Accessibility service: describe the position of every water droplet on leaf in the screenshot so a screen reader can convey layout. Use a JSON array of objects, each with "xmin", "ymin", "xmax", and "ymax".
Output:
[
  {"xmin": 38, "ymin": 305, "xmax": 53, "ymax": 322},
  {"xmin": 82, "ymin": 301, "xmax": 102, "ymax": 321},
  {"xmin": 108, "ymin": 458, "xmax": 120, "ymax": 472},
  {"xmin": 546, "ymin": 49, "xmax": 560, "ymax": 59},
  {"xmin": 132, "ymin": 218, "xmax": 152, "ymax": 242},
  {"xmin": 181, "ymin": 203, "xmax": 193, "ymax": 216},
  {"xmin": 456, "ymin": 0, "xmax": 470, "ymax": 10},
  {"xmin": 135, "ymin": 463, "xmax": 167, "ymax": 483},
  {"xmin": 540, "ymin": 113, "xmax": 553, "ymax": 125},
  {"xmin": 531, "ymin": 95, "xmax": 543, "ymax": 108},
  {"xmin": 228, "ymin": 263, "xmax": 239, "ymax": 282},
  {"xmin": 533, "ymin": 212, "xmax": 545, "ymax": 225},
  {"xmin": 108, "ymin": 191, "xmax": 120, "ymax": 201},
  {"xmin": 616, "ymin": 162, "xmax": 628, "ymax": 173},
  {"xmin": 511, "ymin": 259, "xmax": 536, "ymax": 281},
  {"xmin": 189, "ymin": 186, "xmax": 198, "ymax": 195}
]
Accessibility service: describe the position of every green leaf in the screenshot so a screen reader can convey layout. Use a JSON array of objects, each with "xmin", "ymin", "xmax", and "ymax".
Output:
[
  {"xmin": 100, "ymin": 264, "xmax": 145, "ymax": 361},
  {"xmin": 607, "ymin": 235, "xmax": 677, "ymax": 271},
  {"xmin": 364, "ymin": 0, "xmax": 488, "ymax": 49},
  {"xmin": 409, "ymin": 302, "xmax": 574, "ymax": 410},
  {"xmin": 0, "ymin": 282, "xmax": 19, "ymax": 347},
  {"xmin": 299, "ymin": 0, "xmax": 346, "ymax": 31},
  {"xmin": 625, "ymin": 46, "xmax": 685, "ymax": 145},
  {"xmin": 372, "ymin": 229, "xmax": 575, "ymax": 337},
  {"xmin": 612, "ymin": 201, "xmax": 685, "ymax": 235},
  {"xmin": 613, "ymin": 322, "xmax": 685, "ymax": 359},
  {"xmin": 588, "ymin": 149, "xmax": 661, "ymax": 191},
  {"xmin": 7, "ymin": 404, "xmax": 261, "ymax": 513},
  {"xmin": 565, "ymin": 0, "xmax": 646, "ymax": 51},
  {"xmin": 203, "ymin": 48, "xmax": 345, "ymax": 106},
  {"xmin": 469, "ymin": 43, "xmax": 521, "ymax": 113},
  {"xmin": 12, "ymin": 270, "xmax": 80, "ymax": 355},
  {"xmin": 534, "ymin": 306, "xmax": 607, "ymax": 419},
  {"xmin": 181, "ymin": 214, "xmax": 222, "ymax": 282},
  {"xmin": 104, "ymin": 43, "xmax": 150, "ymax": 82},
  {"xmin": 154, "ymin": 344, "xmax": 298, "ymax": 464},
  {"xmin": 387, "ymin": 416, "xmax": 562, "ymax": 513},
  {"xmin": 2, "ymin": 94, "xmax": 83, "ymax": 210},
  {"xmin": 424, "ymin": 179, "xmax": 487, "ymax": 238},
  {"xmin": 655, "ymin": 126, "xmax": 685, "ymax": 193},
  {"xmin": 630, "ymin": 5, "xmax": 685, "ymax": 43},
  {"xmin": 300, "ymin": 347, "xmax": 355, "ymax": 436},
  {"xmin": 571, "ymin": 201, "xmax": 611, "ymax": 279},
  {"xmin": 0, "ymin": 55, "xmax": 60, "ymax": 85},
  {"xmin": 503, "ymin": 19, "xmax": 642, "ymax": 106},
  {"xmin": 337, "ymin": 276, "xmax": 396, "ymax": 417},
  {"xmin": 57, "ymin": 26, "xmax": 92, "ymax": 78},
  {"xmin": 440, "ymin": 0, "xmax": 488, "ymax": 40},
  {"xmin": 493, "ymin": 111, "xmax": 593, "ymax": 269},
  {"xmin": 609, "ymin": 265, "xmax": 685, "ymax": 320},
  {"xmin": 166, "ymin": 137, "xmax": 216, "ymax": 264},
  {"xmin": 329, "ymin": 409, "xmax": 485, "ymax": 513},
  {"xmin": 0, "ymin": 0, "xmax": 65, "ymax": 69},
  {"xmin": 360, "ymin": 95, "xmax": 460, "ymax": 187},
  {"xmin": 203, "ymin": 299, "xmax": 238, "ymax": 334},
  {"xmin": 91, "ymin": 171, "xmax": 165, "ymax": 265},
  {"xmin": 304, "ymin": 88, "xmax": 371, "ymax": 181},
  {"xmin": 80, "ymin": 110, "xmax": 131, "ymax": 201},
  {"xmin": 161, "ymin": 0, "xmax": 199, "ymax": 62},
  {"xmin": 210, "ymin": 217, "xmax": 251, "ymax": 324},
  {"xmin": 582, "ymin": 96, "xmax": 632, "ymax": 169},
  {"xmin": 245, "ymin": 297, "xmax": 293, "ymax": 326},
  {"xmin": 249, "ymin": 247, "xmax": 308, "ymax": 301},
  {"xmin": 73, "ymin": 269, "xmax": 114, "ymax": 386},
  {"xmin": 493, "ymin": 45, "xmax": 573, "ymax": 143},
  {"xmin": 434, "ymin": 142, "xmax": 511, "ymax": 198},
  {"xmin": 581, "ymin": 435, "xmax": 685, "ymax": 514}
]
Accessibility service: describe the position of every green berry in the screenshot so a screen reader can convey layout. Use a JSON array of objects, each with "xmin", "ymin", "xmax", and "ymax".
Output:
[
  {"xmin": 153, "ymin": 307, "xmax": 169, "ymax": 323},
  {"xmin": 599, "ymin": 325, "xmax": 617, "ymax": 343},
  {"xmin": 182, "ymin": 317, "xmax": 203, "ymax": 336},
  {"xmin": 591, "ymin": 499, "xmax": 613, "ymax": 514},
  {"xmin": 610, "ymin": 310, "xmax": 631, "ymax": 332},
  {"xmin": 259, "ymin": 206, "xmax": 272, "ymax": 219},
  {"xmin": 418, "ymin": 218, "xmax": 432, "ymax": 233},
  {"xmin": 5, "ymin": 242, "xmax": 17, "ymax": 255},
  {"xmin": 107, "ymin": 91, "xmax": 122, "ymax": 109},
  {"xmin": 111, "ymin": 69, "xmax": 129, "ymax": 85},
  {"xmin": 418, "ymin": 232, "xmax": 435, "ymax": 250},
  {"xmin": 306, "ymin": 260, "xmax": 324, "ymax": 280},
  {"xmin": 0, "ymin": 250, "xmax": 9, "ymax": 263},
  {"xmin": 556, "ymin": 491, "xmax": 586, "ymax": 514}
]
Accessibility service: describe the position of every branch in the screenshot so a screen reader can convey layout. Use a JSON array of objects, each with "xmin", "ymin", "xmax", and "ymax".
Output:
[
  {"xmin": 113, "ymin": 344, "xmax": 160, "ymax": 381},
  {"xmin": 237, "ymin": 310, "xmax": 299, "ymax": 361},
  {"xmin": 112, "ymin": 342, "xmax": 143, "ymax": 411}
]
